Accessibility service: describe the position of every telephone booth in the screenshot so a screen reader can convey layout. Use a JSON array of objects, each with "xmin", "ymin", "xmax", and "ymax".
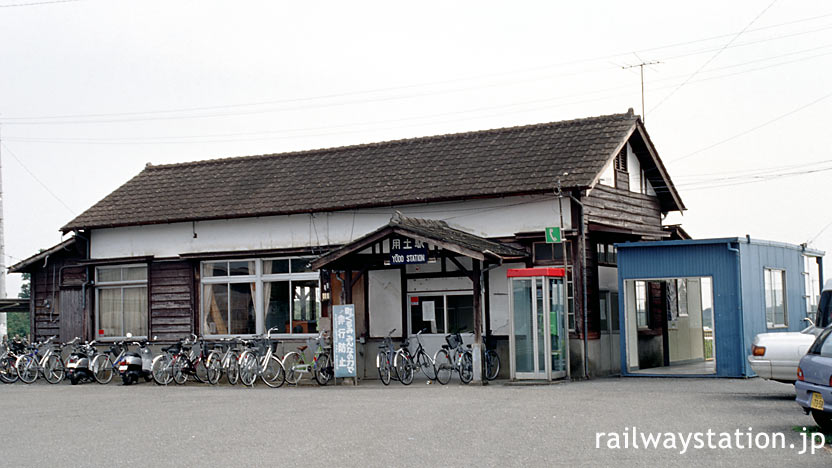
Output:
[{"xmin": 508, "ymin": 268, "xmax": 569, "ymax": 380}]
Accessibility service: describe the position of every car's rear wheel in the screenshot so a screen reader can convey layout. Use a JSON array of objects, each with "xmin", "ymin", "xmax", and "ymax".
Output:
[{"xmin": 811, "ymin": 410, "xmax": 832, "ymax": 433}]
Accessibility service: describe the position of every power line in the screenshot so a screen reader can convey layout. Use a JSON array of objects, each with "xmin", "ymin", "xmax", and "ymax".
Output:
[
  {"xmin": 650, "ymin": 0, "xmax": 779, "ymax": 113},
  {"xmin": 0, "ymin": 0, "xmax": 81, "ymax": 7},
  {"xmin": 7, "ymin": 45, "xmax": 832, "ymax": 148},
  {"xmin": 0, "ymin": 142, "xmax": 76, "ymax": 215},
  {"xmin": 669, "ymin": 91, "xmax": 832, "ymax": 163},
  {"xmin": 2, "ymin": 11, "xmax": 829, "ymax": 125}
]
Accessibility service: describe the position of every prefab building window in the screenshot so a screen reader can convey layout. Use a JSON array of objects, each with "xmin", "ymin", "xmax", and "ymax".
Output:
[
  {"xmin": 635, "ymin": 281, "xmax": 649, "ymax": 329},
  {"xmin": 96, "ymin": 265, "xmax": 148, "ymax": 338},
  {"xmin": 764, "ymin": 268, "xmax": 787, "ymax": 328}
]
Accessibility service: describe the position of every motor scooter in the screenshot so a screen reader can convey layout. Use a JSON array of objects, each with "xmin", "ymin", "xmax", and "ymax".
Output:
[
  {"xmin": 118, "ymin": 335, "xmax": 154, "ymax": 385},
  {"xmin": 65, "ymin": 338, "xmax": 99, "ymax": 385}
]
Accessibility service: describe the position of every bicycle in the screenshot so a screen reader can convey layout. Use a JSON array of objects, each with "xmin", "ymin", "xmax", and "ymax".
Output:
[
  {"xmin": 433, "ymin": 332, "xmax": 473, "ymax": 385},
  {"xmin": 89, "ymin": 340, "xmax": 129, "ymax": 385},
  {"xmin": 237, "ymin": 327, "xmax": 286, "ymax": 388},
  {"xmin": 151, "ymin": 337, "xmax": 189, "ymax": 385},
  {"xmin": 283, "ymin": 330, "xmax": 333, "ymax": 386},
  {"xmin": 15, "ymin": 336, "xmax": 66, "ymax": 384},
  {"xmin": 376, "ymin": 329, "xmax": 398, "ymax": 385},
  {"xmin": 205, "ymin": 337, "xmax": 242, "ymax": 385},
  {"xmin": 394, "ymin": 329, "xmax": 437, "ymax": 383},
  {"xmin": 483, "ymin": 334, "xmax": 501, "ymax": 381},
  {"xmin": 171, "ymin": 335, "xmax": 220, "ymax": 385},
  {"xmin": 0, "ymin": 338, "xmax": 25, "ymax": 384}
]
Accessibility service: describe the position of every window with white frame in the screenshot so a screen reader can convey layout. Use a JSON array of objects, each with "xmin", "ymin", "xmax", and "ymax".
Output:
[
  {"xmin": 635, "ymin": 281, "xmax": 649, "ymax": 329},
  {"xmin": 200, "ymin": 258, "xmax": 320, "ymax": 336},
  {"xmin": 409, "ymin": 292, "xmax": 474, "ymax": 334},
  {"xmin": 764, "ymin": 268, "xmax": 787, "ymax": 328},
  {"xmin": 96, "ymin": 265, "xmax": 148, "ymax": 338}
]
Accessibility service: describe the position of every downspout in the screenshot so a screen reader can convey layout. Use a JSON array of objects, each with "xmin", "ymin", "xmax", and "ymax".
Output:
[
  {"xmin": 569, "ymin": 193, "xmax": 590, "ymax": 379},
  {"xmin": 727, "ymin": 240, "xmax": 742, "ymax": 377}
]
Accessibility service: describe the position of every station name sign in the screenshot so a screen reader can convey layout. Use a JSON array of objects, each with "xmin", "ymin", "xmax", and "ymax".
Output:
[{"xmin": 389, "ymin": 236, "xmax": 428, "ymax": 265}]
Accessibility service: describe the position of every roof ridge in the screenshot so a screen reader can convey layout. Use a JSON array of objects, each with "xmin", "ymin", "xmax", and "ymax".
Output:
[{"xmin": 145, "ymin": 111, "xmax": 636, "ymax": 170}]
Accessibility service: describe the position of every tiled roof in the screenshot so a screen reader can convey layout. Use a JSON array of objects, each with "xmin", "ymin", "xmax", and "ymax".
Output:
[
  {"xmin": 63, "ymin": 111, "xmax": 643, "ymax": 231},
  {"xmin": 309, "ymin": 213, "xmax": 526, "ymax": 270}
]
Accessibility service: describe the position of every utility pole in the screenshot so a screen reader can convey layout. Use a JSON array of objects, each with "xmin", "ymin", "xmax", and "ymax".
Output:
[
  {"xmin": 0, "ymin": 124, "xmax": 6, "ymax": 340},
  {"xmin": 622, "ymin": 60, "xmax": 661, "ymax": 123}
]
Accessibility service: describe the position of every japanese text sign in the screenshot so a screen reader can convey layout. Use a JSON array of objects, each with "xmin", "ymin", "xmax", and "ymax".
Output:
[{"xmin": 333, "ymin": 304, "xmax": 357, "ymax": 378}]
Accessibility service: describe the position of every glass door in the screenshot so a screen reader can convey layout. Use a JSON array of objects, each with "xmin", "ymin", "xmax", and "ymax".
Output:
[{"xmin": 549, "ymin": 277, "xmax": 567, "ymax": 379}]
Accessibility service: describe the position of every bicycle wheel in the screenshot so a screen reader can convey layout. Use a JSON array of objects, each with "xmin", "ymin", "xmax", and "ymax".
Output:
[
  {"xmin": 397, "ymin": 353, "xmax": 414, "ymax": 386},
  {"xmin": 484, "ymin": 349, "xmax": 501, "ymax": 381},
  {"xmin": 314, "ymin": 353, "xmax": 333, "ymax": 386},
  {"xmin": 459, "ymin": 351, "xmax": 473, "ymax": 384},
  {"xmin": 0, "ymin": 355, "xmax": 18, "ymax": 383},
  {"xmin": 16, "ymin": 355, "xmax": 39, "ymax": 384},
  {"xmin": 282, "ymin": 352, "xmax": 302, "ymax": 385},
  {"xmin": 205, "ymin": 351, "xmax": 222, "ymax": 385},
  {"xmin": 91, "ymin": 354, "xmax": 114, "ymax": 384},
  {"xmin": 433, "ymin": 349, "xmax": 452, "ymax": 385},
  {"xmin": 377, "ymin": 350, "xmax": 391, "ymax": 385},
  {"xmin": 151, "ymin": 354, "xmax": 172, "ymax": 385},
  {"xmin": 238, "ymin": 352, "xmax": 258, "ymax": 387},
  {"xmin": 193, "ymin": 358, "xmax": 208, "ymax": 383},
  {"xmin": 43, "ymin": 354, "xmax": 65, "ymax": 384},
  {"xmin": 416, "ymin": 349, "xmax": 436, "ymax": 381},
  {"xmin": 226, "ymin": 353, "xmax": 240, "ymax": 385},
  {"xmin": 172, "ymin": 355, "xmax": 189, "ymax": 385},
  {"xmin": 261, "ymin": 355, "xmax": 286, "ymax": 388}
]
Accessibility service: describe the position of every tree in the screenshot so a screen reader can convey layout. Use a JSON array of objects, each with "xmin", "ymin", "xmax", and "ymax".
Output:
[{"xmin": 7, "ymin": 273, "xmax": 31, "ymax": 339}]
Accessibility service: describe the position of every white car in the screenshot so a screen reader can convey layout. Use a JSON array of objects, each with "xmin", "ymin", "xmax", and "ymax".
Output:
[{"xmin": 748, "ymin": 283, "xmax": 832, "ymax": 384}]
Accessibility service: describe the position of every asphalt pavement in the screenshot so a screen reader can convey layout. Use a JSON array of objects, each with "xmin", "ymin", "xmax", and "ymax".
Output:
[{"xmin": 0, "ymin": 376, "xmax": 830, "ymax": 467}]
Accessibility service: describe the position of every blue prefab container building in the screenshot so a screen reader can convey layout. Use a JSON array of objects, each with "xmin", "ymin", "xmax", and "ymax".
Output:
[{"xmin": 616, "ymin": 237, "xmax": 823, "ymax": 378}]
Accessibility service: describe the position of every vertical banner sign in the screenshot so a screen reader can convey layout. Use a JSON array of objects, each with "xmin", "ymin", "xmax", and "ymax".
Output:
[{"xmin": 333, "ymin": 304, "xmax": 357, "ymax": 378}]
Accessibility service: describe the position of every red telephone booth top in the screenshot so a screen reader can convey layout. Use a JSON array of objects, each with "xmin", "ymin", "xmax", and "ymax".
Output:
[{"xmin": 506, "ymin": 267, "xmax": 565, "ymax": 278}]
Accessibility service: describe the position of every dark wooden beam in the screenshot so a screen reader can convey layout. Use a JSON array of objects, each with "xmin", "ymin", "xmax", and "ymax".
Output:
[
  {"xmin": 400, "ymin": 265, "xmax": 408, "ymax": 340},
  {"xmin": 472, "ymin": 259, "xmax": 482, "ymax": 345},
  {"xmin": 446, "ymin": 255, "xmax": 475, "ymax": 282}
]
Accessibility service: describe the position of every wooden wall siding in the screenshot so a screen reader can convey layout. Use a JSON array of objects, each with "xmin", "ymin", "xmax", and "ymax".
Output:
[
  {"xmin": 32, "ymin": 267, "xmax": 59, "ymax": 341},
  {"xmin": 149, "ymin": 261, "xmax": 195, "ymax": 341},
  {"xmin": 583, "ymin": 185, "xmax": 664, "ymax": 239}
]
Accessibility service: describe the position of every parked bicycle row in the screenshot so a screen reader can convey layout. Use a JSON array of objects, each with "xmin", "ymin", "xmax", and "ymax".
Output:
[
  {"xmin": 0, "ymin": 328, "xmax": 500, "ymax": 387},
  {"xmin": 0, "ymin": 327, "xmax": 333, "ymax": 387},
  {"xmin": 377, "ymin": 329, "xmax": 500, "ymax": 385}
]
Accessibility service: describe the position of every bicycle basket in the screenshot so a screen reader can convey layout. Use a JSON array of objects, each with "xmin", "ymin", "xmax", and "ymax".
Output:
[
  {"xmin": 484, "ymin": 335, "xmax": 497, "ymax": 350},
  {"xmin": 446, "ymin": 333, "xmax": 462, "ymax": 349}
]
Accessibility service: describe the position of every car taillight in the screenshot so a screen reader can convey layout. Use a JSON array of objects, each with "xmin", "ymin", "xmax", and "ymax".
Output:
[
  {"xmin": 797, "ymin": 367, "xmax": 804, "ymax": 381},
  {"xmin": 752, "ymin": 345, "xmax": 766, "ymax": 357}
]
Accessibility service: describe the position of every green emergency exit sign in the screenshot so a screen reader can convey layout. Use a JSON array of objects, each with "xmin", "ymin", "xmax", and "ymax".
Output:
[{"xmin": 545, "ymin": 227, "xmax": 562, "ymax": 243}]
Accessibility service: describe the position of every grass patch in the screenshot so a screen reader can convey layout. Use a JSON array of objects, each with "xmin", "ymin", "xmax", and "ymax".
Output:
[{"xmin": 792, "ymin": 425, "xmax": 832, "ymax": 445}]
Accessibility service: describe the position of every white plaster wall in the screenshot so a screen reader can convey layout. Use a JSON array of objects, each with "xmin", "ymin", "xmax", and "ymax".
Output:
[
  {"xmin": 90, "ymin": 195, "xmax": 571, "ymax": 259},
  {"xmin": 627, "ymin": 143, "xmax": 642, "ymax": 193},
  {"xmin": 598, "ymin": 266, "xmax": 619, "ymax": 293},
  {"xmin": 488, "ymin": 263, "xmax": 526, "ymax": 336},
  {"xmin": 368, "ymin": 269, "xmax": 402, "ymax": 338}
]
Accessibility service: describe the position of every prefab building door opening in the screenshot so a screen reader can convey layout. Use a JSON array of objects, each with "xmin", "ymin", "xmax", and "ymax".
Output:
[{"xmin": 623, "ymin": 277, "xmax": 715, "ymax": 375}]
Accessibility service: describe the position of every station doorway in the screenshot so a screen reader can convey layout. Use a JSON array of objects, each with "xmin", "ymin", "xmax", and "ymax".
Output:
[{"xmin": 623, "ymin": 277, "xmax": 715, "ymax": 375}]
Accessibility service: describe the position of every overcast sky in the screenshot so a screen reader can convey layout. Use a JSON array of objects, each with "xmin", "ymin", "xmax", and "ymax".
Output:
[{"xmin": 1, "ymin": 0, "xmax": 830, "ymax": 296}]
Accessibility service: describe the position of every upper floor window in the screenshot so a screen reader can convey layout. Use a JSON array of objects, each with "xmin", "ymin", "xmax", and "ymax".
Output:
[
  {"xmin": 96, "ymin": 265, "xmax": 148, "ymax": 339},
  {"xmin": 615, "ymin": 148, "xmax": 628, "ymax": 172},
  {"xmin": 596, "ymin": 243, "xmax": 617, "ymax": 265},
  {"xmin": 764, "ymin": 268, "xmax": 787, "ymax": 328}
]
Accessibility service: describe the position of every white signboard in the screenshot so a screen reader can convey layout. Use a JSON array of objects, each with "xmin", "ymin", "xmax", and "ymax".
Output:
[
  {"xmin": 422, "ymin": 301, "xmax": 436, "ymax": 322},
  {"xmin": 333, "ymin": 304, "xmax": 357, "ymax": 378}
]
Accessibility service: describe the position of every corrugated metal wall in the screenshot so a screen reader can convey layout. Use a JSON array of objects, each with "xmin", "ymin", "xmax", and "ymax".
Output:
[
  {"xmin": 616, "ymin": 240, "xmax": 743, "ymax": 377},
  {"xmin": 738, "ymin": 241, "xmax": 808, "ymax": 376}
]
